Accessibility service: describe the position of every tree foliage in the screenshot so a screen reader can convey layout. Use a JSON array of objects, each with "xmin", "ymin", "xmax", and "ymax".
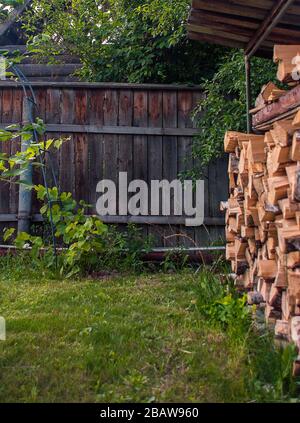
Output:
[
  {"xmin": 23, "ymin": 0, "xmax": 222, "ymax": 83},
  {"xmin": 0, "ymin": 0, "xmax": 23, "ymax": 23},
  {"xmin": 190, "ymin": 51, "xmax": 278, "ymax": 176}
]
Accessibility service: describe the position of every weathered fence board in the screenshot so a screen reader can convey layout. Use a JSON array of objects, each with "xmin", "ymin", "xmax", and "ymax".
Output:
[{"xmin": 0, "ymin": 82, "xmax": 227, "ymax": 247}]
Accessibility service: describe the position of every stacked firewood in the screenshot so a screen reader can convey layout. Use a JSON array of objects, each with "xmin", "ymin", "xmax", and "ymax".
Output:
[{"xmin": 223, "ymin": 45, "xmax": 300, "ymax": 372}]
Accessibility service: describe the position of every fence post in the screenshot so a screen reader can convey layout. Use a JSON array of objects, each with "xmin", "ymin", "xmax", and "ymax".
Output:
[{"xmin": 17, "ymin": 97, "xmax": 34, "ymax": 233}]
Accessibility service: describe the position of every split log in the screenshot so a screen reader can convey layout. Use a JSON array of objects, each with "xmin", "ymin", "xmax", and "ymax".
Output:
[
  {"xmin": 275, "ymin": 320, "xmax": 289, "ymax": 339},
  {"xmin": 273, "ymin": 45, "xmax": 300, "ymax": 83}
]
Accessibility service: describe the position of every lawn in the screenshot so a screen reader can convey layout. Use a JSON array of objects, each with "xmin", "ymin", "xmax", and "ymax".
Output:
[{"xmin": 0, "ymin": 268, "xmax": 298, "ymax": 403}]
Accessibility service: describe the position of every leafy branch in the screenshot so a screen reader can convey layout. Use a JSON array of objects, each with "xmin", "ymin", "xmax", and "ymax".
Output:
[
  {"xmin": 190, "ymin": 51, "xmax": 279, "ymax": 177},
  {"xmin": 0, "ymin": 119, "xmax": 64, "ymax": 185}
]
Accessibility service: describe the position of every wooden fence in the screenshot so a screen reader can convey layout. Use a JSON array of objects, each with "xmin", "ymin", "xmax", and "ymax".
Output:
[{"xmin": 0, "ymin": 81, "xmax": 227, "ymax": 247}]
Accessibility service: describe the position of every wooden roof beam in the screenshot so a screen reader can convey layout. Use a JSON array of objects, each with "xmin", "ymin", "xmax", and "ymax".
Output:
[
  {"xmin": 191, "ymin": 0, "xmax": 269, "ymax": 20},
  {"xmin": 188, "ymin": 31, "xmax": 246, "ymax": 49},
  {"xmin": 189, "ymin": 32, "xmax": 272, "ymax": 58},
  {"xmin": 189, "ymin": 17, "xmax": 300, "ymax": 44},
  {"xmin": 190, "ymin": 8, "xmax": 300, "ymax": 33},
  {"xmin": 189, "ymin": 9, "xmax": 260, "ymax": 30},
  {"xmin": 245, "ymin": 0, "xmax": 296, "ymax": 58},
  {"xmin": 188, "ymin": 23, "xmax": 251, "ymax": 43}
]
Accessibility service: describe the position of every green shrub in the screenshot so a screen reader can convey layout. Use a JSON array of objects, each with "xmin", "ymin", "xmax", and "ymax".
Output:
[
  {"xmin": 1, "ymin": 122, "xmax": 153, "ymax": 278},
  {"xmin": 202, "ymin": 294, "xmax": 251, "ymax": 330},
  {"xmin": 4, "ymin": 197, "xmax": 153, "ymax": 278}
]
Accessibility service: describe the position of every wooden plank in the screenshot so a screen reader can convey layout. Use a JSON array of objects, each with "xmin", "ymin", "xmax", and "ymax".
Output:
[
  {"xmin": 188, "ymin": 23, "xmax": 251, "ymax": 43},
  {"xmin": 100, "ymin": 216, "xmax": 224, "ymax": 225},
  {"xmin": 103, "ymin": 89, "xmax": 119, "ymax": 189},
  {"xmin": 253, "ymin": 83, "xmax": 300, "ymax": 127},
  {"xmin": 60, "ymin": 89, "xmax": 75, "ymax": 125},
  {"xmin": 46, "ymin": 89, "xmax": 61, "ymax": 124},
  {"xmin": 74, "ymin": 89, "xmax": 88, "ymax": 203},
  {"xmin": 208, "ymin": 157, "xmax": 228, "ymax": 243},
  {"xmin": 148, "ymin": 90, "xmax": 163, "ymax": 246},
  {"xmin": 192, "ymin": 0, "xmax": 300, "ymax": 21},
  {"xmin": 189, "ymin": 15, "xmax": 300, "ymax": 45},
  {"xmin": 59, "ymin": 89, "xmax": 75, "ymax": 194},
  {"xmin": 118, "ymin": 90, "xmax": 133, "ymax": 127},
  {"xmin": 162, "ymin": 90, "xmax": 178, "ymax": 247},
  {"xmin": 191, "ymin": 0, "xmax": 269, "ymax": 20},
  {"xmin": 14, "ymin": 64, "xmax": 81, "ymax": 77},
  {"xmin": 0, "ymin": 81, "xmax": 203, "ymax": 91},
  {"xmin": 189, "ymin": 9, "xmax": 260, "ymax": 31},
  {"xmin": 45, "ymin": 89, "xmax": 61, "ymax": 190},
  {"xmin": 188, "ymin": 31, "xmax": 248, "ymax": 50},
  {"xmin": 190, "ymin": 22, "xmax": 295, "ymax": 48},
  {"xmin": 178, "ymin": 90, "xmax": 195, "ymax": 248},
  {"xmin": 133, "ymin": 90, "xmax": 148, "ymax": 239},
  {"xmin": 189, "ymin": 31, "xmax": 274, "ymax": 58},
  {"xmin": 0, "ymin": 214, "xmax": 224, "ymax": 226},
  {"xmin": 118, "ymin": 90, "xmax": 133, "ymax": 213},
  {"xmin": 88, "ymin": 89, "xmax": 105, "ymax": 211},
  {"xmin": 133, "ymin": 91, "xmax": 148, "ymax": 182},
  {"xmin": 222, "ymin": 0, "xmax": 277, "ymax": 10},
  {"xmin": 74, "ymin": 133, "xmax": 89, "ymax": 203},
  {"xmin": 0, "ymin": 123, "xmax": 199, "ymax": 136},
  {"xmin": 74, "ymin": 89, "xmax": 88, "ymax": 125}
]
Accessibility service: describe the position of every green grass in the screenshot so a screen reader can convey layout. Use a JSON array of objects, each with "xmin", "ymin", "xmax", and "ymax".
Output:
[{"xmin": 0, "ymin": 263, "xmax": 299, "ymax": 403}]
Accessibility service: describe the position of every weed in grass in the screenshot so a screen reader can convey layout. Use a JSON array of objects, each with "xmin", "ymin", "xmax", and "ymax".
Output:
[
  {"xmin": 195, "ymin": 267, "xmax": 225, "ymax": 307},
  {"xmin": 160, "ymin": 250, "xmax": 189, "ymax": 273},
  {"xmin": 192, "ymin": 268, "xmax": 300, "ymax": 402}
]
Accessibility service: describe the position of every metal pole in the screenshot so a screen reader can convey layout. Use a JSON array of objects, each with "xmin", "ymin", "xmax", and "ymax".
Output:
[
  {"xmin": 18, "ymin": 97, "xmax": 34, "ymax": 233},
  {"xmin": 245, "ymin": 55, "xmax": 252, "ymax": 134}
]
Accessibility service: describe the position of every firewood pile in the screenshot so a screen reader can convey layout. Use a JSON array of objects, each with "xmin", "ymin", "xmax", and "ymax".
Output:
[{"xmin": 222, "ymin": 45, "xmax": 300, "ymax": 373}]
